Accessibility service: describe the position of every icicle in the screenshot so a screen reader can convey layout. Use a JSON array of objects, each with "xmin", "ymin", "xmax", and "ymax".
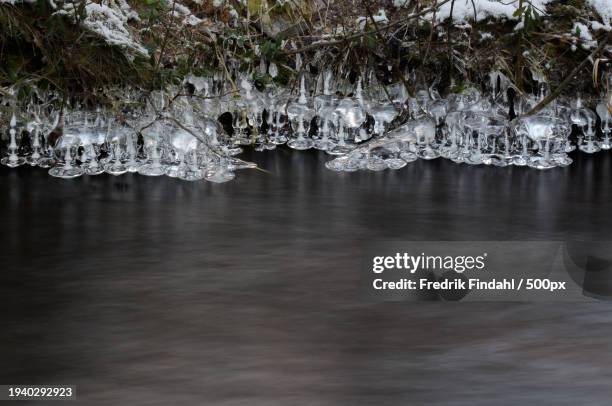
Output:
[
  {"xmin": 298, "ymin": 76, "xmax": 307, "ymax": 104},
  {"xmin": 355, "ymin": 76, "xmax": 363, "ymax": 100},
  {"xmin": 323, "ymin": 70, "xmax": 332, "ymax": 95}
]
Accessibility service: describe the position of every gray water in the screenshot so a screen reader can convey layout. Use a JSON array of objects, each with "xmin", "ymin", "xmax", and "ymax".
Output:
[{"xmin": 1, "ymin": 147, "xmax": 612, "ymax": 405}]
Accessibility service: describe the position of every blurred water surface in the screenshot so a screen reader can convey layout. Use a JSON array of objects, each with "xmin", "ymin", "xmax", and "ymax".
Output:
[{"xmin": 1, "ymin": 148, "xmax": 612, "ymax": 405}]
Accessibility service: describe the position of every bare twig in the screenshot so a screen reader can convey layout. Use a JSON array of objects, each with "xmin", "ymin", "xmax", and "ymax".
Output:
[
  {"xmin": 284, "ymin": 0, "xmax": 453, "ymax": 55},
  {"xmin": 447, "ymin": 0, "xmax": 455, "ymax": 82},
  {"xmin": 151, "ymin": 0, "xmax": 178, "ymax": 87},
  {"xmin": 523, "ymin": 30, "xmax": 612, "ymax": 117}
]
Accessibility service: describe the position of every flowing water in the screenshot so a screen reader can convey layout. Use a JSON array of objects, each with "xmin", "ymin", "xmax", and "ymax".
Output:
[{"xmin": 1, "ymin": 148, "xmax": 612, "ymax": 405}]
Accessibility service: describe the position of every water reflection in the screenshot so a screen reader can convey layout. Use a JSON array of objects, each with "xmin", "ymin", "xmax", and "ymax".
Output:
[{"xmin": 3, "ymin": 148, "xmax": 612, "ymax": 243}]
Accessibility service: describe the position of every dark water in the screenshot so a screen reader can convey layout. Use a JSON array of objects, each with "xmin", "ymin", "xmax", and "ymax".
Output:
[{"xmin": 1, "ymin": 148, "xmax": 612, "ymax": 405}]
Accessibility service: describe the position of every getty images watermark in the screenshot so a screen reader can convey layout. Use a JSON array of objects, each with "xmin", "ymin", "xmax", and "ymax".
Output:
[{"xmin": 363, "ymin": 242, "xmax": 612, "ymax": 302}]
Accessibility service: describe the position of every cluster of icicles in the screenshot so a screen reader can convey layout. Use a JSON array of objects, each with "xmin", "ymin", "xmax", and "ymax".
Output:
[{"xmin": 1, "ymin": 71, "xmax": 612, "ymax": 182}]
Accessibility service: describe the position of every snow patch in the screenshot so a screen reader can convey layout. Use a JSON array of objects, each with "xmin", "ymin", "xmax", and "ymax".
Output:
[
  {"xmin": 588, "ymin": 0, "xmax": 612, "ymax": 28},
  {"xmin": 165, "ymin": 0, "xmax": 202, "ymax": 26},
  {"xmin": 54, "ymin": 1, "xmax": 148, "ymax": 57},
  {"xmin": 591, "ymin": 21, "xmax": 611, "ymax": 32},
  {"xmin": 114, "ymin": 0, "xmax": 140, "ymax": 22},
  {"xmin": 479, "ymin": 32, "xmax": 494, "ymax": 41},
  {"xmin": 431, "ymin": 0, "xmax": 553, "ymax": 24},
  {"xmin": 572, "ymin": 22, "xmax": 597, "ymax": 50},
  {"xmin": 356, "ymin": 9, "xmax": 388, "ymax": 31}
]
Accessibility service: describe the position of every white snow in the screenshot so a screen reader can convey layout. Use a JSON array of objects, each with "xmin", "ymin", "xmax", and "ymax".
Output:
[
  {"xmin": 591, "ymin": 21, "xmax": 611, "ymax": 31},
  {"xmin": 166, "ymin": 0, "xmax": 202, "ymax": 26},
  {"xmin": 83, "ymin": 3, "xmax": 148, "ymax": 55},
  {"xmin": 356, "ymin": 9, "xmax": 388, "ymax": 31},
  {"xmin": 114, "ymin": 0, "xmax": 140, "ymax": 22},
  {"xmin": 514, "ymin": 20, "xmax": 524, "ymax": 31},
  {"xmin": 479, "ymin": 32, "xmax": 494, "ymax": 41},
  {"xmin": 431, "ymin": 0, "xmax": 553, "ymax": 24},
  {"xmin": 572, "ymin": 22, "xmax": 597, "ymax": 50},
  {"xmin": 53, "ymin": 1, "xmax": 148, "ymax": 57},
  {"xmin": 588, "ymin": 0, "xmax": 612, "ymax": 28}
]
